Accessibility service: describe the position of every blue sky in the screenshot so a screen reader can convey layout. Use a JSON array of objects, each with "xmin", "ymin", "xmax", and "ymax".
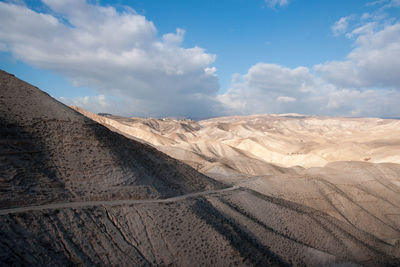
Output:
[
  {"xmin": 127, "ymin": 0, "xmax": 357, "ymax": 92},
  {"xmin": 1, "ymin": 0, "xmax": 400, "ymax": 118}
]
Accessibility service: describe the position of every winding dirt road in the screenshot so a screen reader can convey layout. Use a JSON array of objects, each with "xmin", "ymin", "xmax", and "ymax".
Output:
[
  {"xmin": 0, "ymin": 186, "xmax": 241, "ymax": 215},
  {"xmin": 0, "ymin": 177, "xmax": 267, "ymax": 215}
]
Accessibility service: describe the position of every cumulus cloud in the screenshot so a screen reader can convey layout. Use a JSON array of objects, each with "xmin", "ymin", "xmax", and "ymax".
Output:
[
  {"xmin": 1, "ymin": 0, "xmax": 399, "ymax": 119},
  {"xmin": 219, "ymin": 18, "xmax": 400, "ymax": 118},
  {"xmin": 264, "ymin": 0, "xmax": 289, "ymax": 9},
  {"xmin": 219, "ymin": 62, "xmax": 400, "ymax": 117},
  {"xmin": 218, "ymin": 63, "xmax": 316, "ymax": 115},
  {"xmin": 0, "ymin": 0, "xmax": 220, "ymax": 118},
  {"xmin": 316, "ymin": 22, "xmax": 400, "ymax": 89}
]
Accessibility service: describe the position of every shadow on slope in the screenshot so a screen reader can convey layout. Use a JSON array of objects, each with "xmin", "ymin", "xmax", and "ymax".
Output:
[{"xmin": 0, "ymin": 70, "xmax": 225, "ymax": 208}]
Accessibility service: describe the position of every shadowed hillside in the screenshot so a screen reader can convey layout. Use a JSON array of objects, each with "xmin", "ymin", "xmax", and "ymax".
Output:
[{"xmin": 0, "ymin": 70, "xmax": 224, "ymax": 208}]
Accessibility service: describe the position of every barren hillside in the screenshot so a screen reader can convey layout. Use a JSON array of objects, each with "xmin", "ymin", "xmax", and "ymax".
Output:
[
  {"xmin": 1, "ymin": 70, "xmax": 399, "ymax": 266},
  {"xmin": 73, "ymin": 109, "xmax": 400, "ymax": 171},
  {"xmin": 72, "ymin": 103, "xmax": 400, "ymax": 264}
]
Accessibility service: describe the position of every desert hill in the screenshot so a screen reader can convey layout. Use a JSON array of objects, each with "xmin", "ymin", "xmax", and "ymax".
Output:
[
  {"xmin": 72, "ymin": 109, "xmax": 400, "ymax": 172},
  {"xmin": 0, "ymin": 70, "xmax": 224, "ymax": 209},
  {"xmin": 0, "ymin": 70, "xmax": 399, "ymax": 266},
  {"xmin": 73, "ymin": 104, "xmax": 400, "ymax": 264}
]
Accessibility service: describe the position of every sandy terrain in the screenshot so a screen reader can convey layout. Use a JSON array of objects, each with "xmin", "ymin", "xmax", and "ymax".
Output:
[
  {"xmin": 1, "ymin": 69, "xmax": 399, "ymax": 266},
  {"xmin": 73, "ymin": 102, "xmax": 400, "ymax": 264},
  {"xmin": 72, "ymin": 108, "xmax": 400, "ymax": 170}
]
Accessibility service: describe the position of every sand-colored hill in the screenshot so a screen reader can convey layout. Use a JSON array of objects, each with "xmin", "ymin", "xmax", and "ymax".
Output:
[
  {"xmin": 73, "ymin": 110, "xmax": 400, "ymax": 170},
  {"xmin": 72, "ymin": 104, "xmax": 400, "ymax": 263},
  {"xmin": 73, "ymin": 108, "xmax": 400, "ymax": 181},
  {"xmin": 1, "ymin": 70, "xmax": 399, "ymax": 266}
]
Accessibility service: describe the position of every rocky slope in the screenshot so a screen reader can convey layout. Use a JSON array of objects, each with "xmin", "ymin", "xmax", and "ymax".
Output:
[{"xmin": 1, "ymin": 70, "xmax": 399, "ymax": 266}]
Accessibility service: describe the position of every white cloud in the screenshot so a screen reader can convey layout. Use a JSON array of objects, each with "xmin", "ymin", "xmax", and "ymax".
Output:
[
  {"xmin": 367, "ymin": 0, "xmax": 388, "ymax": 6},
  {"xmin": 332, "ymin": 16, "xmax": 352, "ymax": 36},
  {"xmin": 60, "ymin": 94, "xmax": 111, "ymax": 113},
  {"xmin": 264, "ymin": 0, "xmax": 289, "ymax": 9},
  {"xmin": 316, "ymin": 22, "xmax": 400, "ymax": 89},
  {"xmin": 231, "ymin": 73, "xmax": 242, "ymax": 83},
  {"xmin": 368, "ymin": 0, "xmax": 400, "ymax": 8},
  {"xmin": 1, "ymin": 0, "xmax": 399, "ymax": 119},
  {"xmin": 204, "ymin": 67, "xmax": 217, "ymax": 75},
  {"xmin": 162, "ymin": 28, "xmax": 185, "ymax": 45},
  {"xmin": 218, "ymin": 63, "xmax": 316, "ymax": 115},
  {"xmin": 219, "ymin": 62, "xmax": 400, "ymax": 117},
  {"xmin": 0, "ymin": 0, "xmax": 220, "ymax": 118},
  {"xmin": 219, "ymin": 19, "xmax": 400, "ymax": 118}
]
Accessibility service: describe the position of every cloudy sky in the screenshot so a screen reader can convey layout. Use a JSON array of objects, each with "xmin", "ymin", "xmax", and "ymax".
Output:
[{"xmin": 1, "ymin": 0, "xmax": 400, "ymax": 118}]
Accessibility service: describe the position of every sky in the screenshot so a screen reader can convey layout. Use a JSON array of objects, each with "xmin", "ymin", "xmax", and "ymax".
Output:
[{"xmin": 0, "ymin": 0, "xmax": 400, "ymax": 119}]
